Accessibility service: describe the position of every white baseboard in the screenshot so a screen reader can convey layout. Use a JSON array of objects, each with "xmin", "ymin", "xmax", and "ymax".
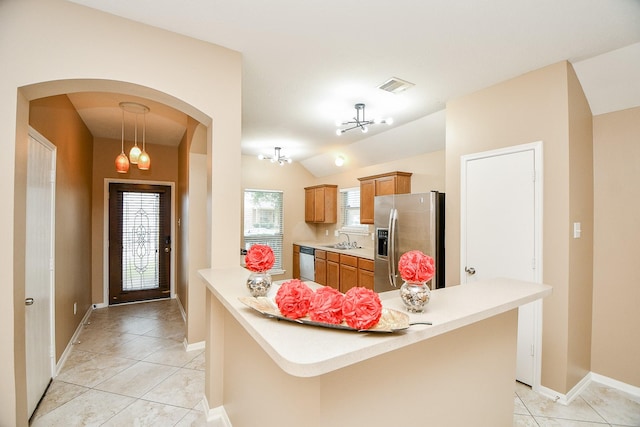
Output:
[
  {"xmin": 536, "ymin": 371, "xmax": 640, "ymax": 405},
  {"xmin": 184, "ymin": 338, "xmax": 206, "ymax": 352},
  {"xmin": 54, "ymin": 306, "xmax": 93, "ymax": 376},
  {"xmin": 92, "ymin": 302, "xmax": 108, "ymax": 309},
  {"xmin": 202, "ymin": 396, "xmax": 232, "ymax": 427},
  {"xmin": 176, "ymin": 295, "xmax": 187, "ymax": 323},
  {"xmin": 591, "ymin": 372, "xmax": 640, "ymax": 398}
]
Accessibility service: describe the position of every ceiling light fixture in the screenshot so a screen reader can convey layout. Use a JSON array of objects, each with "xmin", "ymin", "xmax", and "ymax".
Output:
[
  {"xmin": 115, "ymin": 101, "xmax": 151, "ymax": 173},
  {"xmin": 336, "ymin": 103, "xmax": 393, "ymax": 135},
  {"xmin": 258, "ymin": 146, "xmax": 292, "ymax": 166},
  {"xmin": 335, "ymin": 156, "xmax": 345, "ymax": 167}
]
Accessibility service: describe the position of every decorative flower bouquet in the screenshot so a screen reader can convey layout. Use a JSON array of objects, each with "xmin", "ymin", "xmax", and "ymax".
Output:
[
  {"xmin": 274, "ymin": 280, "xmax": 383, "ymax": 330},
  {"xmin": 398, "ymin": 250, "xmax": 435, "ymax": 284},
  {"xmin": 245, "ymin": 244, "xmax": 275, "ymax": 297},
  {"xmin": 245, "ymin": 244, "xmax": 275, "ymax": 272},
  {"xmin": 397, "ymin": 250, "xmax": 435, "ymax": 313}
]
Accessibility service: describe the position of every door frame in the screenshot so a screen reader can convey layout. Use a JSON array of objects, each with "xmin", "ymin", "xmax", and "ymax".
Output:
[
  {"xmin": 26, "ymin": 127, "xmax": 56, "ymax": 415},
  {"xmin": 102, "ymin": 178, "xmax": 176, "ymax": 307},
  {"xmin": 460, "ymin": 141, "xmax": 544, "ymax": 391}
]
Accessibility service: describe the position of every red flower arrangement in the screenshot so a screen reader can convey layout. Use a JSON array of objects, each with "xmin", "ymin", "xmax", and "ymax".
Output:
[
  {"xmin": 309, "ymin": 286, "xmax": 345, "ymax": 324},
  {"xmin": 245, "ymin": 244, "xmax": 275, "ymax": 272},
  {"xmin": 398, "ymin": 250, "xmax": 435, "ymax": 284},
  {"xmin": 342, "ymin": 287, "xmax": 383, "ymax": 330},
  {"xmin": 275, "ymin": 279, "xmax": 314, "ymax": 319}
]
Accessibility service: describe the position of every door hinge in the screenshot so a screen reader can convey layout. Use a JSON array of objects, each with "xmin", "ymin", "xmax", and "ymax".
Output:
[
  {"xmin": 531, "ymin": 258, "xmax": 536, "ymax": 270},
  {"xmin": 530, "ymin": 344, "xmax": 535, "ymax": 357},
  {"xmin": 50, "ymin": 258, "xmax": 54, "ymax": 271}
]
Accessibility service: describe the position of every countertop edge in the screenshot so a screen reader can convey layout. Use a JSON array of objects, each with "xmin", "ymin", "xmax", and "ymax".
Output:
[{"xmin": 199, "ymin": 267, "xmax": 552, "ymax": 378}]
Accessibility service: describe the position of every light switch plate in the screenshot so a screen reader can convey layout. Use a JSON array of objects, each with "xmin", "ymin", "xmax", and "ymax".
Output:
[{"xmin": 573, "ymin": 222, "xmax": 581, "ymax": 239}]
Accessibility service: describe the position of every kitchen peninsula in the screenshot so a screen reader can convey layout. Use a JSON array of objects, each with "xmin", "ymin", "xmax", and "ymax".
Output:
[{"xmin": 200, "ymin": 266, "xmax": 551, "ymax": 427}]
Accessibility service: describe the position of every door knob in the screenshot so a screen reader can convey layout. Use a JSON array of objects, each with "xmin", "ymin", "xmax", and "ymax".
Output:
[
  {"xmin": 465, "ymin": 267, "xmax": 476, "ymax": 275},
  {"xmin": 164, "ymin": 247, "xmax": 170, "ymax": 253},
  {"xmin": 25, "ymin": 297, "xmax": 34, "ymax": 306}
]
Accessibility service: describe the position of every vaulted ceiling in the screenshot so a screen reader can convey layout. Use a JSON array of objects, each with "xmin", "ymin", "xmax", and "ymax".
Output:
[{"xmin": 66, "ymin": 0, "xmax": 640, "ymax": 176}]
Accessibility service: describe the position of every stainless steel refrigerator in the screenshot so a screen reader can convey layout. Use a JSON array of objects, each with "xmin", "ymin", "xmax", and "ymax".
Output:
[{"xmin": 374, "ymin": 191, "xmax": 445, "ymax": 293}]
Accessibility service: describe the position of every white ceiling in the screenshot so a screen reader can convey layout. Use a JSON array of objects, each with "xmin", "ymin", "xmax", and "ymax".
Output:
[{"xmin": 66, "ymin": 0, "xmax": 640, "ymax": 177}]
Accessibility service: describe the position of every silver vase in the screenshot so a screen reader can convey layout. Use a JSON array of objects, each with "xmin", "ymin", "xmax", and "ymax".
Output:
[
  {"xmin": 246, "ymin": 271, "xmax": 272, "ymax": 297},
  {"xmin": 399, "ymin": 281, "xmax": 431, "ymax": 313}
]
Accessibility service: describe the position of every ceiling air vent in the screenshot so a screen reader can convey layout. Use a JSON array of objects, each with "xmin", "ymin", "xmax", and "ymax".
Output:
[{"xmin": 377, "ymin": 77, "xmax": 415, "ymax": 94}]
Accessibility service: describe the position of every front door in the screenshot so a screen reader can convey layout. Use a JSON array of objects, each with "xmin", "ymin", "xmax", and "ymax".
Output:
[
  {"xmin": 461, "ymin": 142, "xmax": 542, "ymax": 386},
  {"xmin": 109, "ymin": 183, "xmax": 171, "ymax": 304}
]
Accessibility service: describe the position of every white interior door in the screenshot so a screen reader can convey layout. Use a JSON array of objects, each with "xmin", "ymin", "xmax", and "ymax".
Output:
[
  {"xmin": 461, "ymin": 142, "xmax": 542, "ymax": 386},
  {"xmin": 25, "ymin": 130, "xmax": 56, "ymax": 417}
]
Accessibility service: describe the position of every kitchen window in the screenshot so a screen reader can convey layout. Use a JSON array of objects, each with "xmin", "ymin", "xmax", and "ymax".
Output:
[
  {"xmin": 339, "ymin": 187, "xmax": 368, "ymax": 234},
  {"xmin": 243, "ymin": 189, "xmax": 284, "ymax": 272}
]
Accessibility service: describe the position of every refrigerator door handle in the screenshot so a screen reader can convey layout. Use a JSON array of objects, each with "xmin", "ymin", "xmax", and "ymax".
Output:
[{"xmin": 388, "ymin": 208, "xmax": 398, "ymax": 287}]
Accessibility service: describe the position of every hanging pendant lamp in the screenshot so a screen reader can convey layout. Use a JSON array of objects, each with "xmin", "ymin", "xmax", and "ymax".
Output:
[
  {"xmin": 115, "ymin": 102, "xmax": 151, "ymax": 173},
  {"xmin": 115, "ymin": 109, "xmax": 130, "ymax": 173},
  {"xmin": 137, "ymin": 113, "xmax": 151, "ymax": 170}
]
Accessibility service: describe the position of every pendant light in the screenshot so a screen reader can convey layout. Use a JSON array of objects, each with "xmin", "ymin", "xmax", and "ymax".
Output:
[
  {"xmin": 137, "ymin": 112, "xmax": 151, "ymax": 170},
  {"xmin": 115, "ymin": 108, "xmax": 130, "ymax": 173},
  {"xmin": 115, "ymin": 102, "xmax": 151, "ymax": 173}
]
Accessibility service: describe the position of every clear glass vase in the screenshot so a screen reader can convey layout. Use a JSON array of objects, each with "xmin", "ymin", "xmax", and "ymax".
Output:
[
  {"xmin": 399, "ymin": 281, "xmax": 431, "ymax": 313},
  {"xmin": 246, "ymin": 271, "xmax": 272, "ymax": 297}
]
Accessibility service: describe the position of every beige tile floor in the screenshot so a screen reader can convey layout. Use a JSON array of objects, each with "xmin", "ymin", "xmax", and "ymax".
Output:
[
  {"xmin": 30, "ymin": 299, "xmax": 207, "ymax": 426},
  {"xmin": 31, "ymin": 299, "xmax": 640, "ymax": 426}
]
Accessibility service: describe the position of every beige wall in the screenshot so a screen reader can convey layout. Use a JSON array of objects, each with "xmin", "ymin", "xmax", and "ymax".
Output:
[
  {"xmin": 592, "ymin": 107, "xmax": 640, "ymax": 387},
  {"xmin": 240, "ymin": 150, "xmax": 446, "ymax": 280},
  {"xmin": 241, "ymin": 155, "xmax": 317, "ymax": 279},
  {"xmin": 446, "ymin": 61, "xmax": 593, "ymax": 394},
  {"xmin": 566, "ymin": 65, "xmax": 594, "ymax": 388},
  {"xmin": 29, "ymin": 95, "xmax": 94, "ymax": 361},
  {"xmin": 91, "ymin": 138, "xmax": 180, "ymax": 305},
  {"xmin": 1, "ymin": 0, "xmax": 241, "ymax": 424},
  {"xmin": 308, "ymin": 150, "xmax": 446, "ymax": 249}
]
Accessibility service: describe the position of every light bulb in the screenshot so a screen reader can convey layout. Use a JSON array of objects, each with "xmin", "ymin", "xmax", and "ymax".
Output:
[
  {"xmin": 336, "ymin": 129, "xmax": 343, "ymax": 136},
  {"xmin": 361, "ymin": 126, "xmax": 368, "ymax": 133},
  {"xmin": 129, "ymin": 145, "xmax": 141, "ymax": 164},
  {"xmin": 386, "ymin": 117, "xmax": 394, "ymax": 125},
  {"xmin": 335, "ymin": 156, "xmax": 344, "ymax": 167},
  {"xmin": 258, "ymin": 154, "xmax": 265, "ymax": 160}
]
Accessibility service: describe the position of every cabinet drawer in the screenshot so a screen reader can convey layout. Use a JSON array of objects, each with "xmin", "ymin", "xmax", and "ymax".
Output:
[
  {"xmin": 327, "ymin": 251, "xmax": 340, "ymax": 263},
  {"xmin": 315, "ymin": 249, "xmax": 326, "ymax": 260},
  {"xmin": 340, "ymin": 254, "xmax": 357, "ymax": 267},
  {"xmin": 358, "ymin": 258, "xmax": 374, "ymax": 272}
]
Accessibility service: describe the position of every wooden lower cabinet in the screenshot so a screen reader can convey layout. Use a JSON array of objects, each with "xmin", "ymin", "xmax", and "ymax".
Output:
[
  {"xmin": 357, "ymin": 258, "xmax": 375, "ymax": 290},
  {"xmin": 339, "ymin": 255, "xmax": 358, "ymax": 293},
  {"xmin": 326, "ymin": 252, "xmax": 340, "ymax": 290},
  {"xmin": 315, "ymin": 250, "xmax": 327, "ymax": 286},
  {"xmin": 293, "ymin": 245, "xmax": 300, "ymax": 279}
]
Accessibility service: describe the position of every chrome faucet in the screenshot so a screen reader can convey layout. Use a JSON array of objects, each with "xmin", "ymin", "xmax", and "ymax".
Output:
[{"xmin": 339, "ymin": 232, "xmax": 351, "ymax": 245}]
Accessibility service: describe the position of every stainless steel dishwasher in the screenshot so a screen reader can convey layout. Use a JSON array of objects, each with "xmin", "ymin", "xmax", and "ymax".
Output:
[{"xmin": 299, "ymin": 246, "xmax": 315, "ymax": 281}]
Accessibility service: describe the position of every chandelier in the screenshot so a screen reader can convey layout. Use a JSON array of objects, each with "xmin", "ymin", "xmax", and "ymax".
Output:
[
  {"xmin": 115, "ymin": 102, "xmax": 151, "ymax": 173},
  {"xmin": 258, "ymin": 147, "xmax": 292, "ymax": 166},
  {"xmin": 336, "ymin": 103, "xmax": 393, "ymax": 135}
]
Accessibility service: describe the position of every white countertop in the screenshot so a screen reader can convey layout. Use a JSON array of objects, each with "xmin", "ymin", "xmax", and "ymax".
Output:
[
  {"xmin": 295, "ymin": 240, "xmax": 374, "ymax": 260},
  {"xmin": 199, "ymin": 266, "xmax": 551, "ymax": 378}
]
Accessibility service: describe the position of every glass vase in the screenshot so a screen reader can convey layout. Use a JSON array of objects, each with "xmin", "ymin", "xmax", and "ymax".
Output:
[
  {"xmin": 246, "ymin": 271, "xmax": 272, "ymax": 297},
  {"xmin": 400, "ymin": 281, "xmax": 431, "ymax": 313}
]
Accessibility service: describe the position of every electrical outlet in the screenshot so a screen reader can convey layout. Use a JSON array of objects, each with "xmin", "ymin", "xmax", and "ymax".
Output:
[{"xmin": 73, "ymin": 302, "xmax": 77, "ymax": 315}]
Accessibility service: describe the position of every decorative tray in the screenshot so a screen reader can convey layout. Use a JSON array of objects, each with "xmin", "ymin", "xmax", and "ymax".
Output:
[{"xmin": 238, "ymin": 296, "xmax": 410, "ymax": 333}]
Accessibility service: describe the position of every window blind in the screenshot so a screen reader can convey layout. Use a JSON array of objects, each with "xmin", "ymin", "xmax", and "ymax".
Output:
[{"xmin": 243, "ymin": 189, "xmax": 284, "ymax": 270}]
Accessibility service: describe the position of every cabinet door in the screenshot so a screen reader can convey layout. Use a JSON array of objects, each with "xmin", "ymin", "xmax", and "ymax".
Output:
[
  {"xmin": 315, "ymin": 258, "xmax": 326, "ymax": 286},
  {"xmin": 314, "ymin": 187, "xmax": 325, "ymax": 222},
  {"xmin": 357, "ymin": 269, "xmax": 374, "ymax": 290},
  {"xmin": 327, "ymin": 260, "xmax": 340, "ymax": 290},
  {"xmin": 293, "ymin": 247, "xmax": 300, "ymax": 279},
  {"xmin": 359, "ymin": 179, "xmax": 375, "ymax": 224},
  {"xmin": 340, "ymin": 264, "xmax": 358, "ymax": 293},
  {"xmin": 375, "ymin": 176, "xmax": 396, "ymax": 196},
  {"xmin": 305, "ymin": 188, "xmax": 315, "ymax": 222}
]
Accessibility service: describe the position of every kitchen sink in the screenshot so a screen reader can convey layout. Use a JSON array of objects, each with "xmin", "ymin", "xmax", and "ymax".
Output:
[{"xmin": 320, "ymin": 244, "xmax": 363, "ymax": 250}]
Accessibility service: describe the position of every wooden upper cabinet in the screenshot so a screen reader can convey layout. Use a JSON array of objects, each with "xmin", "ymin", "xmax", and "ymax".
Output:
[
  {"xmin": 358, "ymin": 172, "xmax": 412, "ymax": 224},
  {"xmin": 304, "ymin": 184, "xmax": 337, "ymax": 224}
]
